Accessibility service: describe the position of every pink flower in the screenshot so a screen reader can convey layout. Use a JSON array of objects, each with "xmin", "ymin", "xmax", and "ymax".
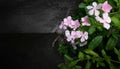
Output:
[
  {"xmin": 65, "ymin": 30, "xmax": 82, "ymax": 43},
  {"xmin": 59, "ymin": 16, "xmax": 72, "ymax": 30},
  {"xmin": 95, "ymin": 13, "xmax": 111, "ymax": 29},
  {"xmin": 63, "ymin": 16, "xmax": 72, "ymax": 26},
  {"xmin": 69, "ymin": 20, "xmax": 80, "ymax": 30},
  {"xmin": 81, "ymin": 16, "xmax": 90, "ymax": 26},
  {"xmin": 71, "ymin": 31, "xmax": 82, "ymax": 40},
  {"xmin": 59, "ymin": 21, "xmax": 67, "ymax": 30},
  {"xmin": 59, "ymin": 16, "xmax": 80, "ymax": 30},
  {"xmin": 80, "ymin": 31, "xmax": 88, "ymax": 42},
  {"xmin": 87, "ymin": 2, "xmax": 102, "ymax": 16},
  {"xmin": 102, "ymin": 1, "xmax": 112, "ymax": 13}
]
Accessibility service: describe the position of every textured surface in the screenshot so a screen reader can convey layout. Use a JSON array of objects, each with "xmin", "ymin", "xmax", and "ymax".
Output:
[
  {"xmin": 0, "ymin": 0, "xmax": 82, "ymax": 69},
  {"xmin": 0, "ymin": 0, "xmax": 79, "ymax": 33}
]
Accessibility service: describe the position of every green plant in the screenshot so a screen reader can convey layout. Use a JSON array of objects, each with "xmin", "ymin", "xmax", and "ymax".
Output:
[{"xmin": 58, "ymin": 0, "xmax": 120, "ymax": 69}]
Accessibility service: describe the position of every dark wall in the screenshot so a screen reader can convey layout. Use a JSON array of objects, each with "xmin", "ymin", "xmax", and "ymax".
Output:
[
  {"xmin": 0, "ymin": 34, "xmax": 63, "ymax": 69},
  {"xmin": 0, "ymin": 0, "xmax": 79, "ymax": 33},
  {"xmin": 0, "ymin": 0, "xmax": 81, "ymax": 69}
]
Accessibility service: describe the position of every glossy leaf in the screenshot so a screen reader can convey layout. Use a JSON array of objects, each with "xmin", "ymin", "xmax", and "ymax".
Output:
[
  {"xmin": 84, "ymin": 49, "xmax": 99, "ymax": 57},
  {"xmin": 111, "ymin": 16, "xmax": 120, "ymax": 27},
  {"xmin": 88, "ymin": 36, "xmax": 103, "ymax": 50},
  {"xmin": 106, "ymin": 37, "xmax": 118, "ymax": 50}
]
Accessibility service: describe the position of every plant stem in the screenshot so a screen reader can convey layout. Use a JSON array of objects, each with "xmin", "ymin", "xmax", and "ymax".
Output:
[{"xmin": 110, "ymin": 59, "xmax": 120, "ymax": 64}]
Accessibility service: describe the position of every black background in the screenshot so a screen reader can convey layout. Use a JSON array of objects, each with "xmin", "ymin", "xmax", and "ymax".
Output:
[{"xmin": 0, "ymin": 0, "xmax": 80, "ymax": 69}]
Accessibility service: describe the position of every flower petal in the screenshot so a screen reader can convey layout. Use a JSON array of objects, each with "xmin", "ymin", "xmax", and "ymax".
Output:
[
  {"xmin": 96, "ymin": 4, "xmax": 102, "ymax": 9},
  {"xmin": 65, "ymin": 30, "xmax": 70, "ymax": 37},
  {"xmin": 103, "ymin": 13, "xmax": 111, "ymax": 23},
  {"xmin": 81, "ymin": 37, "xmax": 85, "ymax": 42},
  {"xmin": 88, "ymin": 9, "xmax": 94, "ymax": 15},
  {"xmin": 103, "ymin": 23, "xmax": 110, "ymax": 30},
  {"xmin": 84, "ymin": 32, "xmax": 88, "ymax": 40},
  {"xmin": 87, "ymin": 6, "xmax": 93, "ymax": 9},
  {"xmin": 95, "ymin": 10, "xmax": 100, "ymax": 16},
  {"xmin": 102, "ymin": 1, "xmax": 112, "ymax": 13},
  {"xmin": 95, "ymin": 16, "xmax": 104, "ymax": 23},
  {"xmin": 67, "ymin": 16, "xmax": 72, "ymax": 20},
  {"xmin": 92, "ymin": 2, "xmax": 97, "ymax": 7}
]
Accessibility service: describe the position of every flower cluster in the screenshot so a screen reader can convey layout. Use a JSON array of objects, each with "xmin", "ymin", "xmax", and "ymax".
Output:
[
  {"xmin": 58, "ymin": 0, "xmax": 120, "ymax": 69},
  {"xmin": 59, "ymin": 1, "xmax": 112, "ymax": 49},
  {"xmin": 87, "ymin": 1, "xmax": 112, "ymax": 29},
  {"xmin": 59, "ymin": 16, "xmax": 89, "ymax": 49},
  {"xmin": 59, "ymin": 16, "xmax": 80, "ymax": 30}
]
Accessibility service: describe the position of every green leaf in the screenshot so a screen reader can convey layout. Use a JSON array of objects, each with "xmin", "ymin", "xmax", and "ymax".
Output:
[
  {"xmin": 85, "ymin": 60, "xmax": 91, "ymax": 69},
  {"xmin": 84, "ymin": 49, "xmax": 99, "ymax": 57},
  {"xmin": 106, "ymin": 37, "xmax": 118, "ymax": 50},
  {"xmin": 114, "ymin": 48, "xmax": 119, "ymax": 55},
  {"xmin": 84, "ymin": 0, "xmax": 92, "ymax": 3},
  {"xmin": 58, "ymin": 43, "xmax": 68, "ymax": 54},
  {"xmin": 78, "ymin": 3, "xmax": 86, "ymax": 8},
  {"xmin": 97, "ymin": 0, "xmax": 105, "ymax": 3},
  {"xmin": 68, "ymin": 60, "xmax": 78, "ymax": 68},
  {"xmin": 119, "ymin": 50, "xmax": 120, "ymax": 61},
  {"xmin": 88, "ymin": 36, "xmax": 103, "ymax": 50},
  {"xmin": 101, "ymin": 49, "xmax": 107, "ymax": 57},
  {"xmin": 114, "ymin": 0, "xmax": 119, "ymax": 3},
  {"xmin": 114, "ymin": 48, "xmax": 120, "ymax": 61},
  {"xmin": 109, "ymin": 63, "xmax": 118, "ymax": 69},
  {"xmin": 99, "ymin": 62, "xmax": 105, "ymax": 67},
  {"xmin": 75, "ymin": 65, "xmax": 82, "ymax": 69},
  {"xmin": 78, "ymin": 52, "xmax": 84, "ymax": 61},
  {"xmin": 88, "ymin": 26, "xmax": 96, "ymax": 35},
  {"xmin": 101, "ymin": 49, "xmax": 111, "ymax": 64},
  {"xmin": 111, "ymin": 16, "xmax": 120, "ymax": 27},
  {"xmin": 112, "ymin": 32, "xmax": 119, "ymax": 40},
  {"xmin": 58, "ymin": 63, "xmax": 67, "ymax": 69},
  {"xmin": 86, "ymin": 55, "xmax": 91, "ymax": 60},
  {"xmin": 64, "ymin": 54, "xmax": 73, "ymax": 62}
]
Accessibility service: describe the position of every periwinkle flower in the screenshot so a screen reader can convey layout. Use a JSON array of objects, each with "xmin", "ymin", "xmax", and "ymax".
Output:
[
  {"xmin": 102, "ymin": 1, "xmax": 112, "ymax": 13},
  {"xmin": 87, "ymin": 2, "xmax": 102, "ymax": 16}
]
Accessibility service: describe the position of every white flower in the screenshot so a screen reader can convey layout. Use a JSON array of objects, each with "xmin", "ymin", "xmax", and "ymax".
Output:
[
  {"xmin": 80, "ymin": 31, "xmax": 88, "ymax": 42},
  {"xmin": 95, "ymin": 13, "xmax": 111, "ymax": 29},
  {"xmin": 65, "ymin": 30, "xmax": 72, "ymax": 42},
  {"xmin": 65, "ymin": 30, "xmax": 82, "ymax": 43},
  {"xmin": 87, "ymin": 2, "xmax": 102, "ymax": 16}
]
